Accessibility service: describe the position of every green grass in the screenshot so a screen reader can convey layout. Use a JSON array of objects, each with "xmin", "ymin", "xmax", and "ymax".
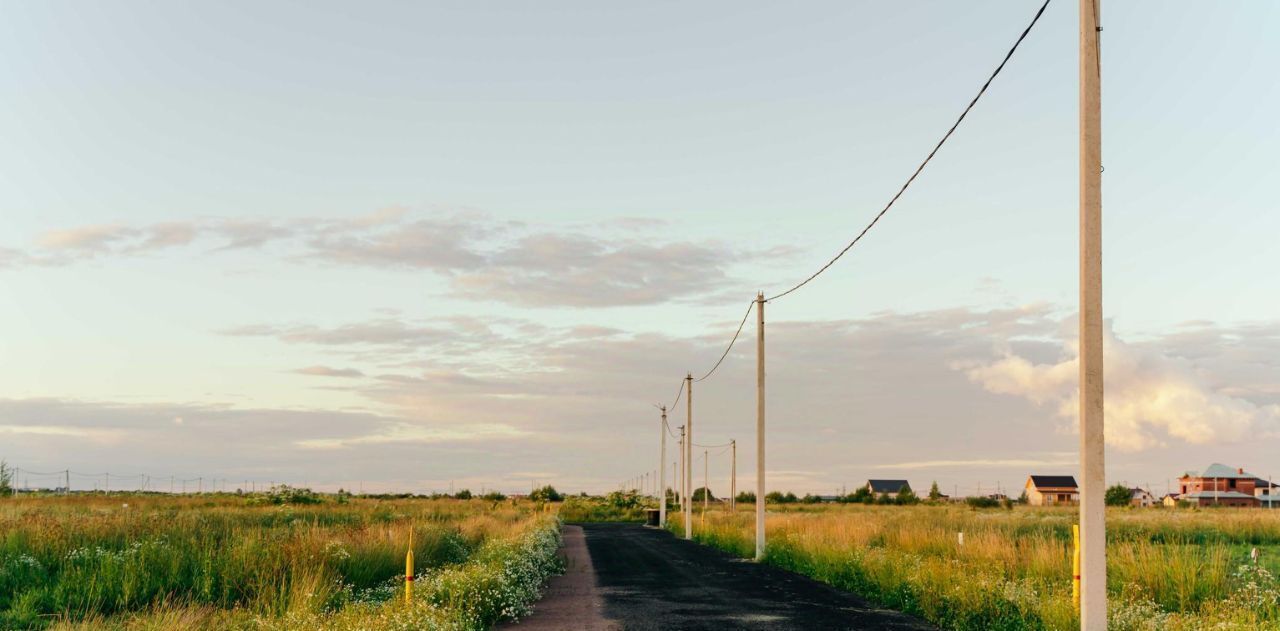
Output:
[
  {"xmin": 669, "ymin": 503, "xmax": 1280, "ymax": 630},
  {"xmin": 0, "ymin": 493, "xmax": 562, "ymax": 630}
]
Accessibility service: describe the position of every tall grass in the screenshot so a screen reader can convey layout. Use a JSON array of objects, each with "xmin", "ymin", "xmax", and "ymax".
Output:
[
  {"xmin": 0, "ymin": 494, "xmax": 561, "ymax": 630},
  {"xmin": 669, "ymin": 504, "xmax": 1280, "ymax": 630}
]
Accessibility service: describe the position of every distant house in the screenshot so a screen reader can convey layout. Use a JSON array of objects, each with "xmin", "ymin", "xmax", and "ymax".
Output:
[
  {"xmin": 1178, "ymin": 463, "xmax": 1262, "ymax": 507},
  {"xmin": 1161, "ymin": 493, "xmax": 1181, "ymax": 508},
  {"xmin": 1129, "ymin": 488, "xmax": 1156, "ymax": 508},
  {"xmin": 866, "ymin": 480, "xmax": 911, "ymax": 498},
  {"xmin": 1025, "ymin": 475, "xmax": 1079, "ymax": 506},
  {"xmin": 1252, "ymin": 478, "xmax": 1276, "ymax": 498}
]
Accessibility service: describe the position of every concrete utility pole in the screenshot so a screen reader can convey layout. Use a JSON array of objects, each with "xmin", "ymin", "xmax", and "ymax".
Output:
[
  {"xmin": 678, "ymin": 426, "xmax": 685, "ymax": 511},
  {"xmin": 659, "ymin": 406, "xmax": 667, "ymax": 525},
  {"xmin": 755, "ymin": 292, "xmax": 766, "ymax": 560},
  {"xmin": 684, "ymin": 373, "xmax": 694, "ymax": 540},
  {"xmin": 1078, "ymin": 0, "xmax": 1106, "ymax": 628},
  {"xmin": 730, "ymin": 439, "xmax": 737, "ymax": 513}
]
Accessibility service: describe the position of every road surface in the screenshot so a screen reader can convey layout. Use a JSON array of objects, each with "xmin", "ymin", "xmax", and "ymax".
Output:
[{"xmin": 506, "ymin": 523, "xmax": 937, "ymax": 631}]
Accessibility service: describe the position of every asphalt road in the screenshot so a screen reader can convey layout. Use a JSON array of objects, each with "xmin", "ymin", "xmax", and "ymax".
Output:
[{"xmin": 509, "ymin": 523, "xmax": 937, "ymax": 631}]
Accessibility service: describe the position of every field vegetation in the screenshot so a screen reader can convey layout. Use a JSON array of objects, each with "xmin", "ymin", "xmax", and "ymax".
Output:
[
  {"xmin": 0, "ymin": 490, "xmax": 561, "ymax": 630},
  {"xmin": 669, "ymin": 503, "xmax": 1280, "ymax": 630}
]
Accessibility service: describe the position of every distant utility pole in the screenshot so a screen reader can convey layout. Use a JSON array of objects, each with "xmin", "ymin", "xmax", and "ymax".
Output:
[
  {"xmin": 659, "ymin": 403, "xmax": 668, "ymax": 518},
  {"xmin": 1078, "ymin": 0, "xmax": 1106, "ymax": 628},
  {"xmin": 703, "ymin": 450, "xmax": 709, "ymax": 514},
  {"xmin": 684, "ymin": 373, "xmax": 693, "ymax": 540},
  {"xmin": 730, "ymin": 439, "xmax": 737, "ymax": 513},
  {"xmin": 755, "ymin": 291, "xmax": 766, "ymax": 560}
]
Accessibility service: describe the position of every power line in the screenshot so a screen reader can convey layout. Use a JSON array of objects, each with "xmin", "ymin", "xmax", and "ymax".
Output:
[
  {"xmin": 766, "ymin": 0, "xmax": 1053, "ymax": 302},
  {"xmin": 694, "ymin": 300, "xmax": 755, "ymax": 383}
]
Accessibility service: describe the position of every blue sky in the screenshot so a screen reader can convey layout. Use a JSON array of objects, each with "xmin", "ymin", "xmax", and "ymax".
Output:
[{"xmin": 2, "ymin": 1, "xmax": 1278, "ymax": 494}]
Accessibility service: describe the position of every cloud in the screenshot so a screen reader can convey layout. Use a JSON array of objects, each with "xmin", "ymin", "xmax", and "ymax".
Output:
[
  {"xmin": 4, "ymin": 209, "xmax": 774, "ymax": 307},
  {"xmin": 6, "ymin": 306, "xmax": 1280, "ymax": 494},
  {"xmin": 963, "ymin": 322, "xmax": 1280, "ymax": 451},
  {"xmin": 36, "ymin": 224, "xmax": 136, "ymax": 251},
  {"xmin": 296, "ymin": 422, "xmax": 530, "ymax": 449},
  {"xmin": 0, "ymin": 424, "xmax": 126, "ymax": 444},
  {"xmin": 872, "ymin": 458, "xmax": 1076, "ymax": 469},
  {"xmin": 293, "ymin": 366, "xmax": 366, "ymax": 378}
]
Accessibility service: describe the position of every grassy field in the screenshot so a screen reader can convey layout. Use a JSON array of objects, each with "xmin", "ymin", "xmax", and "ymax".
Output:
[
  {"xmin": 0, "ymin": 491, "xmax": 562, "ymax": 630},
  {"xmin": 668, "ymin": 503, "xmax": 1280, "ymax": 631}
]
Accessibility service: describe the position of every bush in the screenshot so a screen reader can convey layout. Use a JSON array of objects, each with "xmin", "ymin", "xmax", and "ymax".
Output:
[
  {"xmin": 0, "ymin": 461, "xmax": 12, "ymax": 497},
  {"xmin": 454, "ymin": 489, "xmax": 473, "ymax": 500},
  {"xmin": 1106, "ymin": 484, "xmax": 1132, "ymax": 507},
  {"xmin": 735, "ymin": 491, "xmax": 756, "ymax": 503},
  {"xmin": 965, "ymin": 496, "xmax": 1001, "ymax": 509},
  {"xmin": 530, "ymin": 485, "xmax": 563, "ymax": 502},
  {"xmin": 245, "ymin": 484, "xmax": 323, "ymax": 505}
]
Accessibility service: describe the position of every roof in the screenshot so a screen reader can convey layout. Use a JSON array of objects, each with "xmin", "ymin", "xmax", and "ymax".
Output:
[
  {"xmin": 867, "ymin": 480, "xmax": 910, "ymax": 494},
  {"xmin": 1129, "ymin": 488, "xmax": 1152, "ymax": 498},
  {"xmin": 1028, "ymin": 475, "xmax": 1078, "ymax": 489},
  {"xmin": 1181, "ymin": 491, "xmax": 1258, "ymax": 501},
  {"xmin": 1185, "ymin": 463, "xmax": 1258, "ymax": 480}
]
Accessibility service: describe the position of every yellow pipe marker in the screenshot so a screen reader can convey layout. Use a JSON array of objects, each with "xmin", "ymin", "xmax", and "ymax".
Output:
[
  {"xmin": 1072, "ymin": 524, "xmax": 1080, "ymax": 610},
  {"xmin": 405, "ymin": 527, "xmax": 415, "ymax": 605}
]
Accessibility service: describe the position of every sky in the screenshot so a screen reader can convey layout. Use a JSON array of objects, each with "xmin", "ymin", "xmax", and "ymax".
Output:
[{"xmin": 2, "ymin": 1, "xmax": 1278, "ymax": 496}]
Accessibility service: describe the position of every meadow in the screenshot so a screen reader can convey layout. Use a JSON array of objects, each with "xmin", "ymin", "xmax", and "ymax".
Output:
[
  {"xmin": 667, "ymin": 503, "xmax": 1280, "ymax": 631},
  {"xmin": 0, "ymin": 490, "xmax": 561, "ymax": 630}
]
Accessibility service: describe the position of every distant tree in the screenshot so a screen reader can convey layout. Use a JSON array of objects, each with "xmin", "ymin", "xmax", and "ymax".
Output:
[
  {"xmin": 1104, "ymin": 484, "xmax": 1131, "ymax": 507},
  {"xmin": 801, "ymin": 493, "xmax": 822, "ymax": 504},
  {"xmin": 482, "ymin": 491, "xmax": 506, "ymax": 501},
  {"xmin": 1017, "ymin": 490, "xmax": 1029, "ymax": 504},
  {"xmin": 735, "ymin": 491, "xmax": 756, "ymax": 504},
  {"xmin": 454, "ymin": 489, "xmax": 473, "ymax": 500},
  {"xmin": 0, "ymin": 460, "xmax": 12, "ymax": 497},
  {"xmin": 875, "ymin": 493, "xmax": 895, "ymax": 505},
  {"xmin": 928, "ymin": 481, "xmax": 942, "ymax": 502},
  {"xmin": 895, "ymin": 487, "xmax": 920, "ymax": 505},
  {"xmin": 849, "ymin": 486, "xmax": 873, "ymax": 504},
  {"xmin": 530, "ymin": 485, "xmax": 563, "ymax": 502},
  {"xmin": 692, "ymin": 487, "xmax": 716, "ymax": 502}
]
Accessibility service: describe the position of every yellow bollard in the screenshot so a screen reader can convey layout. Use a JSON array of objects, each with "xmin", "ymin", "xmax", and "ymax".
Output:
[
  {"xmin": 1072, "ymin": 524, "xmax": 1080, "ymax": 610},
  {"xmin": 405, "ymin": 527, "xmax": 414, "ymax": 605}
]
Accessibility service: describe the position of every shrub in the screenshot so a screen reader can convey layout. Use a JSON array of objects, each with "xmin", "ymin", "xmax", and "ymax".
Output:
[
  {"xmin": 1105, "ymin": 484, "xmax": 1132, "ymax": 507},
  {"xmin": 529, "ymin": 485, "xmax": 563, "ymax": 503}
]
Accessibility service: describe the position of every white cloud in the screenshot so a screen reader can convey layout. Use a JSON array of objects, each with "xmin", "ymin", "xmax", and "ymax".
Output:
[
  {"xmin": 872, "ymin": 458, "xmax": 1075, "ymax": 469},
  {"xmin": 963, "ymin": 323, "xmax": 1280, "ymax": 451},
  {"xmin": 296, "ymin": 422, "xmax": 530, "ymax": 449}
]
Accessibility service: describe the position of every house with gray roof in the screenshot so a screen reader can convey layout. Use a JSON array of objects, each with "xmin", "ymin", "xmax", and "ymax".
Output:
[
  {"xmin": 865, "ymin": 480, "xmax": 911, "ymax": 498},
  {"xmin": 1178, "ymin": 463, "xmax": 1264, "ymax": 507}
]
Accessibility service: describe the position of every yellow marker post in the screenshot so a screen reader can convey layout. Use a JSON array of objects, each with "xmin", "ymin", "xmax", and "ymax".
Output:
[
  {"xmin": 405, "ymin": 527, "xmax": 415, "ymax": 605},
  {"xmin": 1072, "ymin": 524, "xmax": 1081, "ymax": 610}
]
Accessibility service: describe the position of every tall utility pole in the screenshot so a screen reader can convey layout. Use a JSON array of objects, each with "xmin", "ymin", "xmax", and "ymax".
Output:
[
  {"xmin": 659, "ymin": 406, "xmax": 667, "ymax": 525},
  {"xmin": 755, "ymin": 292, "xmax": 766, "ymax": 560},
  {"xmin": 678, "ymin": 426, "xmax": 685, "ymax": 511},
  {"xmin": 684, "ymin": 373, "xmax": 694, "ymax": 540},
  {"xmin": 730, "ymin": 439, "xmax": 737, "ymax": 513},
  {"xmin": 703, "ymin": 450, "xmax": 709, "ymax": 514},
  {"xmin": 1078, "ymin": 1, "xmax": 1106, "ymax": 628}
]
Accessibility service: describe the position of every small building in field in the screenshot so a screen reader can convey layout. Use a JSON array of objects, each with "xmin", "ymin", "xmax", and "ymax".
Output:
[
  {"xmin": 1161, "ymin": 493, "xmax": 1181, "ymax": 508},
  {"xmin": 1129, "ymin": 487, "xmax": 1156, "ymax": 508},
  {"xmin": 1025, "ymin": 475, "xmax": 1079, "ymax": 506},
  {"xmin": 1178, "ymin": 463, "xmax": 1263, "ymax": 507},
  {"xmin": 866, "ymin": 480, "xmax": 911, "ymax": 498}
]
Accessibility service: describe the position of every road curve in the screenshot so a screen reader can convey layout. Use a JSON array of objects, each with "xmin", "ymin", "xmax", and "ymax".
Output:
[{"xmin": 509, "ymin": 523, "xmax": 937, "ymax": 631}]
